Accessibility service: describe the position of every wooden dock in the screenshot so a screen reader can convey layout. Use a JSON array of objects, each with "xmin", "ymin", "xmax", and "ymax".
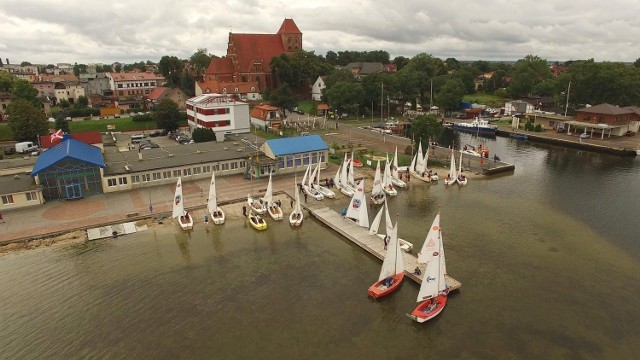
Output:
[{"xmin": 302, "ymin": 201, "xmax": 462, "ymax": 291}]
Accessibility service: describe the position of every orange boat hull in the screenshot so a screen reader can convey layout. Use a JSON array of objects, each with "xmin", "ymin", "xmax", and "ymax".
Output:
[
  {"xmin": 368, "ymin": 273, "xmax": 405, "ymax": 299},
  {"xmin": 410, "ymin": 293, "xmax": 448, "ymax": 323}
]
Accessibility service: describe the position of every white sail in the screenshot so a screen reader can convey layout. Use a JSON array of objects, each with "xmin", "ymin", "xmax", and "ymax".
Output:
[
  {"xmin": 372, "ymin": 160, "xmax": 383, "ymax": 196},
  {"xmin": 348, "ymin": 151, "xmax": 355, "ymax": 186},
  {"xmin": 369, "ymin": 206, "xmax": 384, "ymax": 235},
  {"xmin": 378, "ymin": 221, "xmax": 404, "ymax": 281},
  {"xmin": 416, "ymin": 213, "xmax": 444, "ymax": 301},
  {"xmin": 341, "ymin": 153, "xmax": 349, "ymax": 187},
  {"xmin": 295, "ymin": 185, "xmax": 302, "ymax": 213},
  {"xmin": 172, "ymin": 177, "xmax": 185, "ymax": 219},
  {"xmin": 346, "ymin": 179, "xmax": 369, "ymax": 227},
  {"xmin": 301, "ymin": 164, "xmax": 310, "ymax": 187},
  {"xmin": 334, "ymin": 162, "xmax": 342, "ymax": 187},
  {"xmin": 392, "ymin": 146, "xmax": 400, "ymax": 179},
  {"xmin": 410, "ymin": 153, "xmax": 417, "ymax": 172},
  {"xmin": 314, "ymin": 161, "xmax": 322, "ymax": 186},
  {"xmin": 207, "ymin": 171, "xmax": 218, "ymax": 214},
  {"xmin": 448, "ymin": 150, "xmax": 457, "ymax": 180},
  {"xmin": 263, "ymin": 172, "xmax": 273, "ymax": 205},
  {"xmin": 417, "ymin": 212, "xmax": 441, "ymax": 263},
  {"xmin": 383, "ymin": 157, "xmax": 392, "ymax": 188},
  {"xmin": 308, "ymin": 164, "xmax": 317, "ymax": 188},
  {"xmin": 417, "ymin": 141, "xmax": 424, "ymax": 169},
  {"xmin": 420, "ymin": 146, "xmax": 430, "ymax": 174}
]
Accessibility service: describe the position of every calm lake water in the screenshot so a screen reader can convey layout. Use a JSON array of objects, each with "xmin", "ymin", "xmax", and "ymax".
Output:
[{"xmin": 1, "ymin": 134, "xmax": 639, "ymax": 359}]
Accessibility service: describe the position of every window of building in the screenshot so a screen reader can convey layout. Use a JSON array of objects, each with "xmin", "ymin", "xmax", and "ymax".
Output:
[
  {"xmin": 239, "ymin": 160, "xmax": 246, "ymax": 169},
  {"xmin": 311, "ymin": 152, "xmax": 318, "ymax": 164},
  {"xmin": 230, "ymin": 162, "xmax": 238, "ymax": 170},
  {"xmin": 26, "ymin": 192, "xmax": 38, "ymax": 201},
  {"xmin": 2, "ymin": 195, "xmax": 14, "ymax": 204},
  {"xmin": 213, "ymin": 164, "xmax": 220, "ymax": 171},
  {"xmin": 294, "ymin": 155, "xmax": 302, "ymax": 166},
  {"xmin": 132, "ymin": 175, "xmax": 140, "ymax": 183},
  {"xmin": 152, "ymin": 172, "xmax": 162, "ymax": 181},
  {"xmin": 203, "ymin": 165, "xmax": 211, "ymax": 173},
  {"xmin": 119, "ymin": 177, "xmax": 128, "ymax": 185},
  {"xmin": 194, "ymin": 167, "xmax": 201, "ymax": 175},
  {"xmin": 278, "ymin": 157, "xmax": 285, "ymax": 169},
  {"xmin": 222, "ymin": 163, "xmax": 229, "ymax": 171},
  {"xmin": 117, "ymin": 84, "xmax": 123, "ymax": 88},
  {"xmin": 108, "ymin": 178, "xmax": 117, "ymax": 187},
  {"xmin": 183, "ymin": 168, "xmax": 192, "ymax": 176},
  {"xmin": 163, "ymin": 171, "xmax": 171, "ymax": 179},
  {"xmin": 142, "ymin": 174, "xmax": 151, "ymax": 182},
  {"xmin": 286, "ymin": 156, "xmax": 293, "ymax": 167},
  {"xmin": 303, "ymin": 153, "xmax": 309, "ymax": 165},
  {"xmin": 173, "ymin": 170, "xmax": 181, "ymax": 177}
]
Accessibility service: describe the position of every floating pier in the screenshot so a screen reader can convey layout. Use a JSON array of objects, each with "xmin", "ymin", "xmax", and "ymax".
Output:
[{"xmin": 302, "ymin": 201, "xmax": 461, "ymax": 291}]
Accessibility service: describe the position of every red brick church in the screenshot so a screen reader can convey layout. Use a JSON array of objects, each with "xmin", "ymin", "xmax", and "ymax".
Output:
[{"xmin": 202, "ymin": 18, "xmax": 302, "ymax": 95}]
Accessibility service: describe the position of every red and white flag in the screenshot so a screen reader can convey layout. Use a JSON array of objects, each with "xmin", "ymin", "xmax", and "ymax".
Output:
[{"xmin": 50, "ymin": 129, "xmax": 63, "ymax": 142}]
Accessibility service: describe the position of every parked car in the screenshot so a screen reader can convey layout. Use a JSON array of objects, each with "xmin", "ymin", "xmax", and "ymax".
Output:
[
  {"xmin": 579, "ymin": 132, "xmax": 590, "ymax": 139},
  {"xmin": 556, "ymin": 127, "xmax": 566, "ymax": 133},
  {"xmin": 4, "ymin": 147, "xmax": 16, "ymax": 155},
  {"xmin": 139, "ymin": 142, "xmax": 159, "ymax": 150},
  {"xmin": 149, "ymin": 129, "xmax": 167, "ymax": 137}
]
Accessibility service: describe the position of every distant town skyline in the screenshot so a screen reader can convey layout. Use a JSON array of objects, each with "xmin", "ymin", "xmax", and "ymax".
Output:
[{"xmin": 1, "ymin": 0, "xmax": 639, "ymax": 65}]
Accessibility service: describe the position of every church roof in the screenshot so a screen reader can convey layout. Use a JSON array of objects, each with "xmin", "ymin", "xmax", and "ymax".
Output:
[
  {"xmin": 229, "ymin": 33, "xmax": 285, "ymax": 73},
  {"xmin": 277, "ymin": 18, "xmax": 301, "ymax": 34}
]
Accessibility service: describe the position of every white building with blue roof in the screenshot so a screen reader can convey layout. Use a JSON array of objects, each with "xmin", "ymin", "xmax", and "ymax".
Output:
[{"xmin": 259, "ymin": 135, "xmax": 329, "ymax": 175}]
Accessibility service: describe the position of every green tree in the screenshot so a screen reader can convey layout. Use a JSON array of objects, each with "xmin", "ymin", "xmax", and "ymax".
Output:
[
  {"xmin": 410, "ymin": 114, "xmax": 444, "ymax": 150},
  {"xmin": 59, "ymin": 99, "xmax": 71, "ymax": 109},
  {"xmin": 114, "ymin": 63, "xmax": 122, "ymax": 72},
  {"xmin": 634, "ymin": 58, "xmax": 640, "ymax": 69},
  {"xmin": 0, "ymin": 71, "xmax": 14, "ymax": 92},
  {"xmin": 153, "ymin": 99, "xmax": 181, "ymax": 132},
  {"xmin": 6, "ymin": 98, "xmax": 49, "ymax": 142},
  {"xmin": 392, "ymin": 56, "xmax": 410, "ymax": 71},
  {"xmin": 508, "ymin": 55, "xmax": 552, "ymax": 97},
  {"xmin": 270, "ymin": 83, "xmax": 298, "ymax": 114},
  {"xmin": 75, "ymin": 95, "xmax": 89, "ymax": 108},
  {"xmin": 189, "ymin": 48, "xmax": 213, "ymax": 78},
  {"xmin": 444, "ymin": 57, "xmax": 460, "ymax": 71},
  {"xmin": 270, "ymin": 50, "xmax": 333, "ymax": 93},
  {"xmin": 11, "ymin": 79, "xmax": 40, "ymax": 107},
  {"xmin": 158, "ymin": 56, "xmax": 183, "ymax": 86},
  {"xmin": 73, "ymin": 62, "xmax": 87, "ymax": 76},
  {"xmin": 435, "ymin": 79, "xmax": 465, "ymax": 114},
  {"xmin": 192, "ymin": 128, "xmax": 216, "ymax": 143},
  {"xmin": 325, "ymin": 81, "xmax": 364, "ymax": 114},
  {"xmin": 20, "ymin": 61, "xmax": 32, "ymax": 67}
]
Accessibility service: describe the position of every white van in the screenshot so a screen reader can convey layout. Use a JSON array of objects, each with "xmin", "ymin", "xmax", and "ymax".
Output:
[
  {"xmin": 130, "ymin": 134, "xmax": 145, "ymax": 144},
  {"xmin": 15, "ymin": 141, "xmax": 39, "ymax": 154}
]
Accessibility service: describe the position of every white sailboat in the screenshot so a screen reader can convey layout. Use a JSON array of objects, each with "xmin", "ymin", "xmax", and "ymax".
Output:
[
  {"xmin": 302, "ymin": 164, "xmax": 324, "ymax": 200},
  {"xmin": 390, "ymin": 146, "xmax": 406, "ymax": 188},
  {"xmin": 444, "ymin": 149, "xmax": 458, "ymax": 186},
  {"xmin": 369, "ymin": 200, "xmax": 413, "ymax": 252},
  {"xmin": 172, "ymin": 177, "xmax": 193, "ymax": 230},
  {"xmin": 410, "ymin": 141, "xmax": 437, "ymax": 183},
  {"xmin": 457, "ymin": 151, "xmax": 468, "ymax": 185},
  {"xmin": 338, "ymin": 153, "xmax": 355, "ymax": 197},
  {"xmin": 370, "ymin": 160, "xmax": 385, "ymax": 205},
  {"xmin": 289, "ymin": 178, "xmax": 304, "ymax": 226},
  {"xmin": 382, "ymin": 155, "xmax": 397, "ymax": 196},
  {"xmin": 367, "ymin": 220, "xmax": 405, "ymax": 299},
  {"xmin": 207, "ymin": 171, "xmax": 225, "ymax": 225},
  {"xmin": 346, "ymin": 179, "xmax": 369, "ymax": 228},
  {"xmin": 347, "ymin": 151, "xmax": 357, "ymax": 188},
  {"xmin": 409, "ymin": 211, "xmax": 449, "ymax": 323},
  {"xmin": 311, "ymin": 161, "xmax": 335, "ymax": 198},
  {"xmin": 262, "ymin": 172, "xmax": 283, "ymax": 220}
]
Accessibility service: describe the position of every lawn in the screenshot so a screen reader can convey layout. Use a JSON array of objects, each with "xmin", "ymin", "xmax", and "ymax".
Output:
[
  {"xmin": 463, "ymin": 93, "xmax": 510, "ymax": 108},
  {"xmin": 0, "ymin": 124, "xmax": 12, "ymax": 141}
]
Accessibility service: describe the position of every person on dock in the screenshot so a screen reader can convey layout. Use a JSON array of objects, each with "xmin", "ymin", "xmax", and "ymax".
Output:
[
  {"xmin": 304, "ymin": 192, "xmax": 308, "ymax": 203},
  {"xmin": 242, "ymin": 206, "xmax": 247, "ymax": 217},
  {"xmin": 414, "ymin": 267, "xmax": 421, "ymax": 275},
  {"xmin": 383, "ymin": 235, "xmax": 390, "ymax": 250},
  {"xmin": 290, "ymin": 199, "xmax": 294, "ymax": 208},
  {"xmin": 0, "ymin": 212, "xmax": 3, "ymax": 223}
]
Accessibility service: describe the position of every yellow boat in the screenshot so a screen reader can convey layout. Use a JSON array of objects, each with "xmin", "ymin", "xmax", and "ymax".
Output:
[{"xmin": 249, "ymin": 213, "xmax": 267, "ymax": 231}]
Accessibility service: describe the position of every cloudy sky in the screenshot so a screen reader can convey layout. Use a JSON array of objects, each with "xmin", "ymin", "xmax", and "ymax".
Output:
[{"xmin": 1, "ymin": 0, "xmax": 638, "ymax": 65}]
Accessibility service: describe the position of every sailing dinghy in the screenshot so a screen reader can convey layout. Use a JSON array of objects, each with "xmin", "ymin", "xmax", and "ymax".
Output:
[
  {"xmin": 289, "ymin": 178, "xmax": 304, "ymax": 226},
  {"xmin": 382, "ymin": 155, "xmax": 397, "ymax": 196},
  {"xmin": 368, "ymin": 220, "xmax": 404, "ymax": 299},
  {"xmin": 207, "ymin": 171, "xmax": 225, "ymax": 225},
  {"xmin": 370, "ymin": 160, "xmax": 385, "ymax": 205},
  {"xmin": 311, "ymin": 161, "xmax": 335, "ymax": 198},
  {"xmin": 369, "ymin": 200, "xmax": 413, "ymax": 252},
  {"xmin": 263, "ymin": 173, "xmax": 283, "ymax": 220},
  {"xmin": 444, "ymin": 149, "xmax": 458, "ymax": 186},
  {"xmin": 302, "ymin": 164, "xmax": 324, "ymax": 200},
  {"xmin": 457, "ymin": 151, "xmax": 468, "ymax": 185},
  {"xmin": 345, "ymin": 179, "xmax": 369, "ymax": 228},
  {"xmin": 390, "ymin": 146, "xmax": 406, "ymax": 188},
  {"xmin": 172, "ymin": 177, "xmax": 193, "ymax": 230},
  {"xmin": 409, "ymin": 211, "xmax": 449, "ymax": 323}
]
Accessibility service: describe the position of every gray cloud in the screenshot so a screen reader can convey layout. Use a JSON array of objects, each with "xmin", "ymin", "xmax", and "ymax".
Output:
[{"xmin": 0, "ymin": 0, "xmax": 638, "ymax": 65}]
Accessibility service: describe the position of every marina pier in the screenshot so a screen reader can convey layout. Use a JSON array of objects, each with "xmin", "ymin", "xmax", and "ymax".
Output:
[{"xmin": 301, "ymin": 200, "xmax": 462, "ymax": 291}]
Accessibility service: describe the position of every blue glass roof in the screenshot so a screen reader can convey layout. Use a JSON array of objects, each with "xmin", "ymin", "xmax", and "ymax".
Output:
[
  {"xmin": 265, "ymin": 135, "xmax": 328, "ymax": 156},
  {"xmin": 31, "ymin": 138, "xmax": 105, "ymax": 176}
]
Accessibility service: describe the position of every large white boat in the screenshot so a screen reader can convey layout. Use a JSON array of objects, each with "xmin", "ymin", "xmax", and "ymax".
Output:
[{"xmin": 452, "ymin": 117, "xmax": 497, "ymax": 135}]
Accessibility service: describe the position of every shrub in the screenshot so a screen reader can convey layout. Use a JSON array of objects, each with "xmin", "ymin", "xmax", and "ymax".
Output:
[
  {"xmin": 534, "ymin": 124, "xmax": 543, "ymax": 132},
  {"xmin": 132, "ymin": 113, "xmax": 153, "ymax": 122}
]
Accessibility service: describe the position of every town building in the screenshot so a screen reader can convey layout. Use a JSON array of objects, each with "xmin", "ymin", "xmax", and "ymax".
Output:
[
  {"xmin": 146, "ymin": 87, "xmax": 189, "ymax": 109},
  {"xmin": 40, "ymin": 74, "xmax": 79, "ymax": 83},
  {"xmin": 31, "ymin": 82, "xmax": 56, "ymax": 98},
  {"xmin": 204, "ymin": 18, "xmax": 302, "ymax": 92},
  {"xmin": 185, "ymin": 93, "xmax": 250, "ymax": 138},
  {"xmin": 54, "ymin": 81, "xmax": 86, "ymax": 105},
  {"xmin": 250, "ymin": 104, "xmax": 281, "ymax": 130},
  {"xmin": 311, "ymin": 76, "xmax": 326, "ymax": 101},
  {"xmin": 259, "ymin": 135, "xmax": 328, "ymax": 175},
  {"xmin": 0, "ymin": 93, "xmax": 10, "ymax": 122},
  {"xmin": 106, "ymin": 71, "xmax": 165, "ymax": 99},
  {"xmin": 30, "ymin": 137, "xmax": 105, "ymax": 201},
  {"xmin": 79, "ymin": 73, "xmax": 111, "ymax": 96},
  {"xmin": 567, "ymin": 103, "xmax": 640, "ymax": 137},
  {"xmin": 0, "ymin": 158, "xmax": 43, "ymax": 210},
  {"xmin": 195, "ymin": 80, "xmax": 262, "ymax": 102},
  {"xmin": 342, "ymin": 62, "xmax": 395, "ymax": 81},
  {"xmin": 39, "ymin": 131, "xmax": 104, "ymax": 152}
]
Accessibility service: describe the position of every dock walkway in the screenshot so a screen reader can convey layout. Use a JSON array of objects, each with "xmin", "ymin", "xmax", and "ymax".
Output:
[{"xmin": 301, "ymin": 200, "xmax": 461, "ymax": 291}]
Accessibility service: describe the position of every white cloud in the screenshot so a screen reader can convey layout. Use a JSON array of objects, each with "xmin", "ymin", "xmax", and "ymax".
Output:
[{"xmin": 0, "ymin": 0, "xmax": 638, "ymax": 65}]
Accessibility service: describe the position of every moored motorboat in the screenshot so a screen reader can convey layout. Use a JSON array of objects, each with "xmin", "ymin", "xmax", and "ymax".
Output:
[{"xmin": 452, "ymin": 117, "xmax": 497, "ymax": 135}]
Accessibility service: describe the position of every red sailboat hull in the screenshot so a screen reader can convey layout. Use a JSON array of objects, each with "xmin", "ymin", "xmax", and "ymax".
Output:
[
  {"xmin": 367, "ymin": 273, "xmax": 405, "ymax": 299},
  {"xmin": 410, "ymin": 292, "xmax": 448, "ymax": 323}
]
